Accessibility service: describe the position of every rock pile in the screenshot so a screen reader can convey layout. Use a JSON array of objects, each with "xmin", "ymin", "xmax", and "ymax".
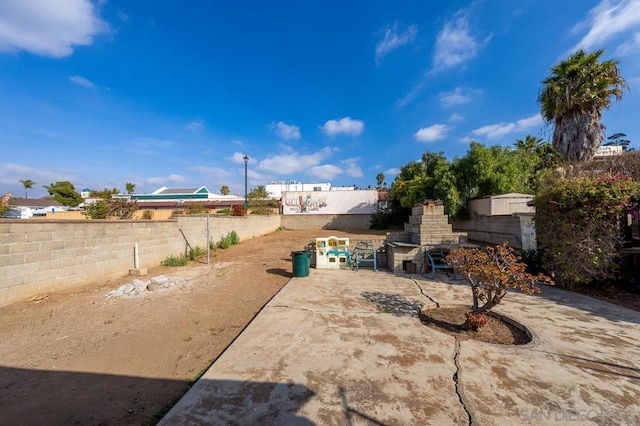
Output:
[{"xmin": 106, "ymin": 275, "xmax": 189, "ymax": 299}]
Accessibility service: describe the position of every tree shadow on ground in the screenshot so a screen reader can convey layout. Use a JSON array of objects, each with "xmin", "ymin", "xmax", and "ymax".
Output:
[
  {"xmin": 0, "ymin": 366, "xmax": 315, "ymax": 425},
  {"xmin": 361, "ymin": 291, "xmax": 423, "ymax": 318}
]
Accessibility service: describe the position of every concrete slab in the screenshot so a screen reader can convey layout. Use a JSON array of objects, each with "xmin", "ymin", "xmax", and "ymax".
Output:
[{"xmin": 160, "ymin": 269, "xmax": 640, "ymax": 425}]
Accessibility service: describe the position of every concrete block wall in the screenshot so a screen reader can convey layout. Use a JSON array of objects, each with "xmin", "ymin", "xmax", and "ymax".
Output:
[
  {"xmin": 281, "ymin": 214, "xmax": 372, "ymax": 230},
  {"xmin": 0, "ymin": 215, "xmax": 282, "ymax": 308},
  {"xmin": 453, "ymin": 215, "xmax": 523, "ymax": 248},
  {"xmin": 0, "ymin": 220, "xmax": 182, "ymax": 307},
  {"xmin": 176, "ymin": 215, "xmax": 281, "ymax": 248}
]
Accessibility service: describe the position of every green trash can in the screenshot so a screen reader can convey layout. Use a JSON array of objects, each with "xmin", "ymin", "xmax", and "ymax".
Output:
[{"xmin": 291, "ymin": 250, "xmax": 311, "ymax": 277}]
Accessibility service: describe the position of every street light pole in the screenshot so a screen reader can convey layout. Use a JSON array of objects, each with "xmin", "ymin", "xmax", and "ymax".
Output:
[{"xmin": 243, "ymin": 154, "xmax": 249, "ymax": 208}]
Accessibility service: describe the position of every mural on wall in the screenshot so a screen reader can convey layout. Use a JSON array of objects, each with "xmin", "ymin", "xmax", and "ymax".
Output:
[
  {"xmin": 284, "ymin": 193, "xmax": 328, "ymax": 213},
  {"xmin": 282, "ymin": 190, "xmax": 378, "ymax": 215}
]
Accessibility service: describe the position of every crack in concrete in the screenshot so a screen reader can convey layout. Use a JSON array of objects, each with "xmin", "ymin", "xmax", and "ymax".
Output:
[
  {"xmin": 409, "ymin": 278, "xmax": 440, "ymax": 308},
  {"xmin": 269, "ymin": 304, "xmax": 374, "ymax": 315},
  {"xmin": 454, "ymin": 339, "xmax": 475, "ymax": 425}
]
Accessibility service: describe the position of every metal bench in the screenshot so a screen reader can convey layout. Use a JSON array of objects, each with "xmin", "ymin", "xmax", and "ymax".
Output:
[
  {"xmin": 422, "ymin": 244, "xmax": 456, "ymax": 279},
  {"xmin": 352, "ymin": 241, "xmax": 377, "ymax": 271}
]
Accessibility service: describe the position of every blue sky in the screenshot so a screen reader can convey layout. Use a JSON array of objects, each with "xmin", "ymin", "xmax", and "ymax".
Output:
[{"xmin": 2, "ymin": 0, "xmax": 640, "ymax": 199}]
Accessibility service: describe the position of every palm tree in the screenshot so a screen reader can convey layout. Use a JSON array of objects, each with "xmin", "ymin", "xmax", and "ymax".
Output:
[
  {"xmin": 376, "ymin": 173, "xmax": 385, "ymax": 189},
  {"xmin": 220, "ymin": 185, "xmax": 230, "ymax": 195},
  {"xmin": 19, "ymin": 179, "xmax": 36, "ymax": 199},
  {"xmin": 538, "ymin": 49, "xmax": 627, "ymax": 162},
  {"xmin": 515, "ymin": 135, "xmax": 544, "ymax": 153},
  {"xmin": 125, "ymin": 182, "xmax": 136, "ymax": 194}
]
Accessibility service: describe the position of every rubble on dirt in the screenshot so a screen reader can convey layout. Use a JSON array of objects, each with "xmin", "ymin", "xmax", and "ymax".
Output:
[{"xmin": 106, "ymin": 275, "xmax": 189, "ymax": 299}]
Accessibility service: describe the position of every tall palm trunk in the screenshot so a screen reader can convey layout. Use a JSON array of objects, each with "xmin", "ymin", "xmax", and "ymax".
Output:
[{"xmin": 552, "ymin": 110, "xmax": 604, "ymax": 162}]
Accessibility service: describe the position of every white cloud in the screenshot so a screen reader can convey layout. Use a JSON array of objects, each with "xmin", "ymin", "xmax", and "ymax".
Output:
[
  {"xmin": 341, "ymin": 158, "xmax": 364, "ymax": 178},
  {"xmin": 396, "ymin": 80, "xmax": 426, "ymax": 107},
  {"xmin": 385, "ymin": 167, "xmax": 400, "ymax": 176},
  {"xmin": 0, "ymin": 0, "xmax": 110, "ymax": 58},
  {"xmin": 449, "ymin": 113, "xmax": 464, "ymax": 122},
  {"xmin": 189, "ymin": 165, "xmax": 231, "ymax": 179},
  {"xmin": 257, "ymin": 147, "xmax": 333, "ymax": 174},
  {"xmin": 185, "ymin": 119, "xmax": 205, "ymax": 131},
  {"xmin": 414, "ymin": 124, "xmax": 449, "ymax": 142},
  {"xmin": 431, "ymin": 10, "xmax": 489, "ymax": 73},
  {"xmin": 307, "ymin": 164, "xmax": 343, "ymax": 180},
  {"xmin": 144, "ymin": 174, "xmax": 187, "ymax": 187},
  {"xmin": 472, "ymin": 114, "xmax": 543, "ymax": 139},
  {"xmin": 375, "ymin": 22, "xmax": 417, "ymax": 65},
  {"xmin": 572, "ymin": 0, "xmax": 640, "ymax": 53},
  {"xmin": 516, "ymin": 114, "xmax": 544, "ymax": 129},
  {"xmin": 439, "ymin": 87, "xmax": 480, "ymax": 107},
  {"xmin": 273, "ymin": 121, "xmax": 301, "ymax": 140},
  {"xmin": 322, "ymin": 117, "xmax": 364, "ymax": 137},
  {"xmin": 69, "ymin": 75, "xmax": 96, "ymax": 88},
  {"xmin": 168, "ymin": 174, "xmax": 186, "ymax": 183},
  {"xmin": 231, "ymin": 152, "xmax": 253, "ymax": 164},
  {"xmin": 616, "ymin": 31, "xmax": 640, "ymax": 55}
]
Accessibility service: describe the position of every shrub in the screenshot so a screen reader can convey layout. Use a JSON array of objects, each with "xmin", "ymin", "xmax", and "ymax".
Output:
[
  {"xmin": 211, "ymin": 231, "xmax": 240, "ymax": 250},
  {"xmin": 464, "ymin": 311, "xmax": 489, "ymax": 331},
  {"xmin": 231, "ymin": 205, "xmax": 245, "ymax": 216},
  {"xmin": 142, "ymin": 210, "xmax": 153, "ymax": 220},
  {"xmin": 446, "ymin": 243, "xmax": 553, "ymax": 319},
  {"xmin": 161, "ymin": 255, "xmax": 188, "ymax": 266},
  {"xmin": 188, "ymin": 246, "xmax": 206, "ymax": 260},
  {"xmin": 535, "ymin": 173, "xmax": 640, "ymax": 288},
  {"xmin": 83, "ymin": 198, "xmax": 138, "ymax": 219},
  {"xmin": 185, "ymin": 202, "xmax": 206, "ymax": 214}
]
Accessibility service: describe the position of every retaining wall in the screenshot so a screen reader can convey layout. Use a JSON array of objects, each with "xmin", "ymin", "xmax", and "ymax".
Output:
[
  {"xmin": 281, "ymin": 214, "xmax": 372, "ymax": 230},
  {"xmin": 453, "ymin": 215, "xmax": 525, "ymax": 248},
  {"xmin": 0, "ymin": 214, "xmax": 281, "ymax": 308}
]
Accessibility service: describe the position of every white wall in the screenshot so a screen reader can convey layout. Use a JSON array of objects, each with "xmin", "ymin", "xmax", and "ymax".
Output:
[{"xmin": 282, "ymin": 190, "xmax": 378, "ymax": 215}]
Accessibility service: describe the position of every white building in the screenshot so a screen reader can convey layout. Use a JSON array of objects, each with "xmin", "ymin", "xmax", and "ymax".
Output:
[{"xmin": 265, "ymin": 181, "xmax": 333, "ymax": 199}]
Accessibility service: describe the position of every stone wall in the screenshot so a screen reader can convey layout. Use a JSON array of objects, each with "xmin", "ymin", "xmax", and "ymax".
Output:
[
  {"xmin": 281, "ymin": 214, "xmax": 372, "ymax": 230},
  {"xmin": 0, "ymin": 214, "xmax": 281, "ymax": 308}
]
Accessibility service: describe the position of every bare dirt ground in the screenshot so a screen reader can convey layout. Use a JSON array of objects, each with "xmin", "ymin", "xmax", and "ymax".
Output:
[
  {"xmin": 418, "ymin": 305, "xmax": 531, "ymax": 345},
  {"xmin": 1, "ymin": 228, "xmax": 639, "ymax": 425},
  {"xmin": 0, "ymin": 229, "xmax": 379, "ymax": 425}
]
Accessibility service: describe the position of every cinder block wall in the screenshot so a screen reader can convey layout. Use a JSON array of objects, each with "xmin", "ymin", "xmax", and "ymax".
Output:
[
  {"xmin": 281, "ymin": 214, "xmax": 372, "ymax": 230},
  {"xmin": 452, "ymin": 215, "xmax": 523, "ymax": 248},
  {"xmin": 0, "ymin": 214, "xmax": 282, "ymax": 308}
]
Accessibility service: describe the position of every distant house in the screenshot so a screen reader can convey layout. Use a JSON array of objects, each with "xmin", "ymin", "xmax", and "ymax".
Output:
[
  {"xmin": 81, "ymin": 188, "xmax": 92, "ymax": 199},
  {"xmin": 6, "ymin": 197, "xmax": 66, "ymax": 218},
  {"xmin": 129, "ymin": 186, "xmax": 245, "ymax": 211}
]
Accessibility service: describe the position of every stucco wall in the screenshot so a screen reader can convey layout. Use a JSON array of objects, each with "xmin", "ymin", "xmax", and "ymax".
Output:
[{"xmin": 0, "ymin": 214, "xmax": 281, "ymax": 308}]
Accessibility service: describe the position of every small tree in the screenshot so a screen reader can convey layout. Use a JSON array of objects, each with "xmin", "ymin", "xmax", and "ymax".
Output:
[
  {"xmin": 247, "ymin": 185, "xmax": 277, "ymax": 215},
  {"xmin": 184, "ymin": 202, "xmax": 206, "ymax": 214},
  {"xmin": 89, "ymin": 187, "xmax": 119, "ymax": 199},
  {"xmin": 446, "ymin": 243, "xmax": 552, "ymax": 328},
  {"xmin": 43, "ymin": 181, "xmax": 82, "ymax": 207}
]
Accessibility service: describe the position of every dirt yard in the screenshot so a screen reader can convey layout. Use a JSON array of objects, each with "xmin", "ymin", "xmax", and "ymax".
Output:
[
  {"xmin": 2, "ymin": 228, "xmax": 639, "ymax": 425},
  {"xmin": 0, "ymin": 229, "xmax": 380, "ymax": 425}
]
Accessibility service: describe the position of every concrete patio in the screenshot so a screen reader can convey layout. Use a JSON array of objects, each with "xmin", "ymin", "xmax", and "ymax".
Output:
[{"xmin": 160, "ymin": 268, "xmax": 640, "ymax": 425}]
